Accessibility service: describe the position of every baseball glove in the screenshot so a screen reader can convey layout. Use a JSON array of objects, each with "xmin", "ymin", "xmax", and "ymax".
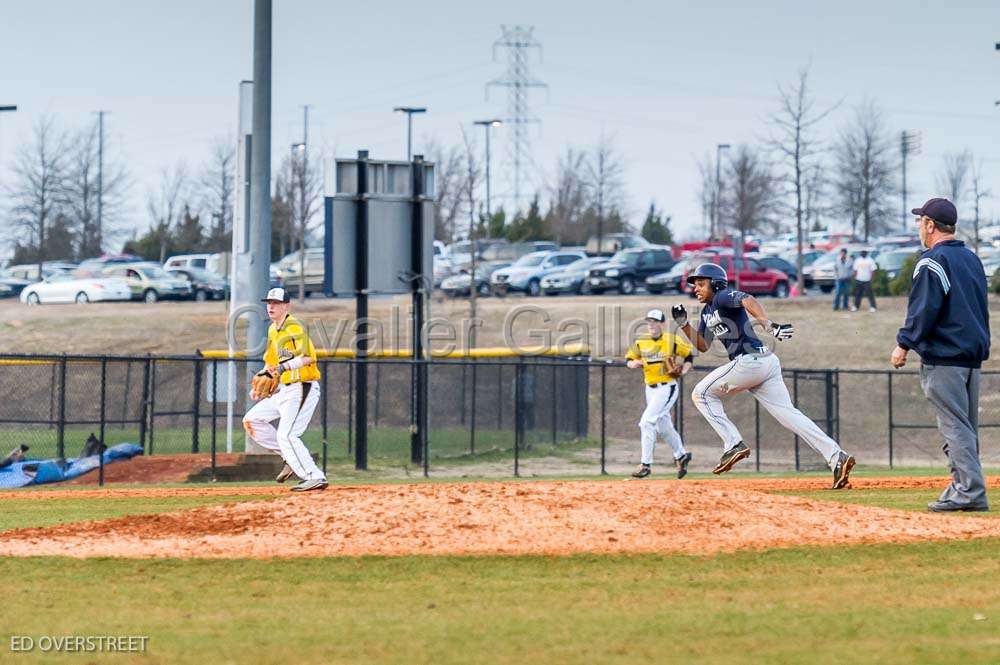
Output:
[{"xmin": 250, "ymin": 368, "xmax": 279, "ymax": 400}]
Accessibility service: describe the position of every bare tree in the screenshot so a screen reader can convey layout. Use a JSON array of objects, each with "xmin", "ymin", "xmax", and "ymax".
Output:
[
  {"xmin": 585, "ymin": 135, "xmax": 625, "ymax": 251},
  {"xmin": 63, "ymin": 118, "xmax": 128, "ymax": 258},
  {"xmin": 146, "ymin": 162, "xmax": 189, "ymax": 264},
  {"xmin": 833, "ymin": 100, "xmax": 897, "ymax": 242},
  {"xmin": 721, "ymin": 145, "xmax": 779, "ymax": 245},
  {"xmin": 801, "ymin": 162, "xmax": 829, "ymax": 232},
  {"xmin": 271, "ymin": 163, "xmax": 294, "ymax": 260},
  {"xmin": 695, "ymin": 152, "xmax": 719, "ymax": 238},
  {"xmin": 936, "ymin": 149, "xmax": 974, "ymax": 247},
  {"xmin": 424, "ymin": 138, "xmax": 464, "ymax": 243},
  {"xmin": 770, "ymin": 67, "xmax": 839, "ymax": 292},
  {"xmin": 546, "ymin": 148, "xmax": 588, "ymax": 245},
  {"xmin": 200, "ymin": 136, "xmax": 236, "ymax": 253},
  {"xmin": 8, "ymin": 116, "xmax": 67, "ymax": 275},
  {"xmin": 288, "ymin": 145, "xmax": 323, "ymax": 302},
  {"xmin": 272, "ymin": 156, "xmax": 295, "ymax": 260},
  {"xmin": 970, "ymin": 158, "xmax": 991, "ymax": 254}
]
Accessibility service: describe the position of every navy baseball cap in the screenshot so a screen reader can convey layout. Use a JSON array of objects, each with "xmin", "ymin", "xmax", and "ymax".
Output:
[{"xmin": 912, "ymin": 198, "xmax": 957, "ymax": 226}]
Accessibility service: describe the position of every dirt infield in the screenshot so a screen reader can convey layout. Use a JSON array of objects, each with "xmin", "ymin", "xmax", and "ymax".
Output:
[
  {"xmin": 64, "ymin": 454, "xmax": 246, "ymax": 485},
  {"xmin": 1, "ymin": 476, "xmax": 998, "ymax": 559}
]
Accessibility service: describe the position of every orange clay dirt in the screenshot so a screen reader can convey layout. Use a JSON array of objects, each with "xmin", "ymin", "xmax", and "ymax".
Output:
[
  {"xmin": 0, "ymin": 476, "xmax": 998, "ymax": 559},
  {"xmin": 64, "ymin": 453, "xmax": 245, "ymax": 485}
]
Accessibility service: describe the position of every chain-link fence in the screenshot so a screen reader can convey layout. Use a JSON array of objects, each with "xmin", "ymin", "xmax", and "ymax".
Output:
[{"xmin": 0, "ymin": 353, "xmax": 998, "ymax": 484}]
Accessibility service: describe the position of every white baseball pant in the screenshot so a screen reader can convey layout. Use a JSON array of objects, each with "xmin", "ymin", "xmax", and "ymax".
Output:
[
  {"xmin": 692, "ymin": 352, "xmax": 843, "ymax": 468},
  {"xmin": 243, "ymin": 381, "xmax": 326, "ymax": 481},
  {"xmin": 639, "ymin": 382, "xmax": 686, "ymax": 465}
]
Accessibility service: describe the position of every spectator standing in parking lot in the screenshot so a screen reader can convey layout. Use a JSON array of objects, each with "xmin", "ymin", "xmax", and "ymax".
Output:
[
  {"xmin": 832, "ymin": 248, "xmax": 852, "ymax": 311},
  {"xmin": 851, "ymin": 250, "xmax": 878, "ymax": 312}
]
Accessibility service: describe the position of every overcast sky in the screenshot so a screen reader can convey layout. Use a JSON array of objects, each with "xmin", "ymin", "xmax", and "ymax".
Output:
[{"xmin": 2, "ymin": 0, "xmax": 999, "ymax": 253}]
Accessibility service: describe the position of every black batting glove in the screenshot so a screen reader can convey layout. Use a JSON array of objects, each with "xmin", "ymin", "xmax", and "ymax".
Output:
[
  {"xmin": 671, "ymin": 304, "xmax": 688, "ymax": 327},
  {"xmin": 769, "ymin": 322, "xmax": 794, "ymax": 341}
]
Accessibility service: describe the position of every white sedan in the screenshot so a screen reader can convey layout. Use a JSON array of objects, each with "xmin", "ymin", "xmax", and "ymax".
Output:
[{"xmin": 20, "ymin": 274, "xmax": 134, "ymax": 305}]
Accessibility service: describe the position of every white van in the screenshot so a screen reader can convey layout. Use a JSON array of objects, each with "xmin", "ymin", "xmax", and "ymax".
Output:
[{"xmin": 164, "ymin": 254, "xmax": 212, "ymax": 271}]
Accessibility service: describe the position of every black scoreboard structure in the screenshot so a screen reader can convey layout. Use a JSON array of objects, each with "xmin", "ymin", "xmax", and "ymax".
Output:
[{"xmin": 322, "ymin": 152, "xmax": 436, "ymax": 471}]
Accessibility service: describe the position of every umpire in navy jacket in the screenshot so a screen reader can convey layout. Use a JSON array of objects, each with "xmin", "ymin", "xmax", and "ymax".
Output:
[{"xmin": 891, "ymin": 197, "xmax": 990, "ymax": 512}]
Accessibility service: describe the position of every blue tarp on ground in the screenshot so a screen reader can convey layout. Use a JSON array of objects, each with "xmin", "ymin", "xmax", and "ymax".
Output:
[{"xmin": 0, "ymin": 443, "xmax": 144, "ymax": 489}]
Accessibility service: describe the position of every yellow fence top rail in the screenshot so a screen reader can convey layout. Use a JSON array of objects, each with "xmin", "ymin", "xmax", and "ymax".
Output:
[{"xmin": 197, "ymin": 343, "xmax": 591, "ymax": 360}]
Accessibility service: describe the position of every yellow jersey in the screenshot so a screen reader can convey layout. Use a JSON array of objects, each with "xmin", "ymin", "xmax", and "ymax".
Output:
[
  {"xmin": 626, "ymin": 333, "xmax": 693, "ymax": 386},
  {"xmin": 263, "ymin": 314, "xmax": 321, "ymax": 384}
]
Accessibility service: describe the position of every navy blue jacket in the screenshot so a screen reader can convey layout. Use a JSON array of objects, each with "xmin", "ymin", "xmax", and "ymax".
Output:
[{"xmin": 896, "ymin": 240, "xmax": 990, "ymax": 368}]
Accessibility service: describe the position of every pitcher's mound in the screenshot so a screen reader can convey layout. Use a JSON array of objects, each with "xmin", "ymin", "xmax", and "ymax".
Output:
[{"xmin": 1, "ymin": 478, "xmax": 997, "ymax": 559}]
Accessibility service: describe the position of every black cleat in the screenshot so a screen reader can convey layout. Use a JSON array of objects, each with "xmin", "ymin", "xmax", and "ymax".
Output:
[
  {"xmin": 676, "ymin": 452, "xmax": 692, "ymax": 479},
  {"xmin": 927, "ymin": 500, "xmax": 989, "ymax": 513},
  {"xmin": 713, "ymin": 442, "xmax": 750, "ymax": 475},
  {"xmin": 832, "ymin": 452, "xmax": 855, "ymax": 489},
  {"xmin": 631, "ymin": 464, "xmax": 651, "ymax": 479}
]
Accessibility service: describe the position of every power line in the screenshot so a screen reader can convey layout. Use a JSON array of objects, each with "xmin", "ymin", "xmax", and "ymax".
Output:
[{"xmin": 487, "ymin": 25, "xmax": 548, "ymax": 212}]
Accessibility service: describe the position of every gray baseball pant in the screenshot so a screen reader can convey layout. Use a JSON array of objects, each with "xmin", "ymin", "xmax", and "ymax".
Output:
[
  {"xmin": 692, "ymin": 352, "xmax": 844, "ymax": 468},
  {"xmin": 919, "ymin": 364, "xmax": 988, "ymax": 508}
]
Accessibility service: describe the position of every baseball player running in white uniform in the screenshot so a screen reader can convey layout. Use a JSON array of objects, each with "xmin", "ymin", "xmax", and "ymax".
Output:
[
  {"xmin": 674, "ymin": 263, "xmax": 856, "ymax": 489},
  {"xmin": 626, "ymin": 309, "xmax": 695, "ymax": 479},
  {"xmin": 243, "ymin": 287, "xmax": 329, "ymax": 492}
]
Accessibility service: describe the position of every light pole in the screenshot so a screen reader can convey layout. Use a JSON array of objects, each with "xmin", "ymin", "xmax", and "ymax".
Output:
[
  {"xmin": 393, "ymin": 106, "xmax": 426, "ymax": 160},
  {"xmin": 474, "ymin": 119, "xmax": 502, "ymax": 219},
  {"xmin": 290, "ymin": 141, "xmax": 307, "ymax": 300},
  {"xmin": 0, "ymin": 105, "xmax": 16, "ymax": 173},
  {"xmin": 713, "ymin": 143, "xmax": 730, "ymax": 239},
  {"xmin": 900, "ymin": 131, "xmax": 921, "ymax": 232}
]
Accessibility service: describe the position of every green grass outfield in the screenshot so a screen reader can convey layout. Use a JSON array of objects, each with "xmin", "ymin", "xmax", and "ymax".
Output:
[
  {"xmin": 5, "ymin": 425, "xmax": 591, "ymax": 466},
  {"xmin": 0, "ymin": 478, "xmax": 998, "ymax": 664}
]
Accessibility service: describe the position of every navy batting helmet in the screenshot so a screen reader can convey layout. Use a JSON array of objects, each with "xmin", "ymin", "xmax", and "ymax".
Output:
[{"xmin": 686, "ymin": 262, "xmax": 728, "ymax": 291}]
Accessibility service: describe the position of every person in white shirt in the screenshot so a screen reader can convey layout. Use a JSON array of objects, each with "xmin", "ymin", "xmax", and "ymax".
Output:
[{"xmin": 851, "ymin": 250, "xmax": 878, "ymax": 312}]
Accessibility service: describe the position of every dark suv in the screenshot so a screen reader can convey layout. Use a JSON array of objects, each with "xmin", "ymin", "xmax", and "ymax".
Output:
[{"xmin": 587, "ymin": 248, "xmax": 675, "ymax": 295}]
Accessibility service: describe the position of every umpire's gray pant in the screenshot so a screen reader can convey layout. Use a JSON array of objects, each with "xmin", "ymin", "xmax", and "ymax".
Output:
[{"xmin": 919, "ymin": 364, "xmax": 988, "ymax": 508}]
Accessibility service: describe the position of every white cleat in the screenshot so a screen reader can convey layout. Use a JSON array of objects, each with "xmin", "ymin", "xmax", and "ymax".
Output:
[{"xmin": 291, "ymin": 478, "xmax": 329, "ymax": 492}]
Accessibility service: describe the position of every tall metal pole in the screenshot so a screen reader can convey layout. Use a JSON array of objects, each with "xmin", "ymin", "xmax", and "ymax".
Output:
[
  {"xmin": 901, "ymin": 134, "xmax": 907, "ymax": 232},
  {"xmin": 472, "ymin": 119, "xmax": 501, "ymax": 344},
  {"xmin": 485, "ymin": 127, "xmax": 491, "ymax": 218},
  {"xmin": 410, "ymin": 155, "xmax": 426, "ymax": 465},
  {"xmin": 714, "ymin": 143, "xmax": 730, "ymax": 239},
  {"xmin": 355, "ymin": 150, "xmax": 370, "ymax": 470},
  {"xmin": 248, "ymin": 0, "xmax": 272, "ymax": 356},
  {"xmin": 394, "ymin": 107, "xmax": 426, "ymax": 161},
  {"xmin": 96, "ymin": 110, "xmax": 106, "ymax": 252},
  {"xmin": 292, "ymin": 105, "xmax": 310, "ymax": 302},
  {"xmin": 900, "ymin": 131, "xmax": 921, "ymax": 233},
  {"xmin": 0, "ymin": 106, "xmax": 16, "ymax": 196}
]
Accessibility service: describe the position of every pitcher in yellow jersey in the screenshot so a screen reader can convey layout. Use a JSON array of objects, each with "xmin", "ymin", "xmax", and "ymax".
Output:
[
  {"xmin": 243, "ymin": 288, "xmax": 328, "ymax": 492},
  {"xmin": 625, "ymin": 309, "xmax": 694, "ymax": 479}
]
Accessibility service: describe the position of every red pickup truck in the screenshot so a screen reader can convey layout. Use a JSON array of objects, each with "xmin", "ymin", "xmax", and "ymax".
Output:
[{"xmin": 681, "ymin": 253, "xmax": 791, "ymax": 298}]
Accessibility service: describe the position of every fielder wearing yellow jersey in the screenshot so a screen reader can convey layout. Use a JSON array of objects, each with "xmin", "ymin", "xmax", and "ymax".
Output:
[
  {"xmin": 625, "ymin": 309, "xmax": 694, "ymax": 479},
  {"xmin": 243, "ymin": 287, "xmax": 328, "ymax": 492}
]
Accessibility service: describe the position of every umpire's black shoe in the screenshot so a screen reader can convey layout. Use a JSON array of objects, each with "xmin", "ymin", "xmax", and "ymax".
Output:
[
  {"xmin": 676, "ymin": 453, "xmax": 692, "ymax": 479},
  {"xmin": 713, "ymin": 442, "xmax": 750, "ymax": 475},
  {"xmin": 631, "ymin": 464, "xmax": 651, "ymax": 479},
  {"xmin": 832, "ymin": 452, "xmax": 855, "ymax": 490},
  {"xmin": 927, "ymin": 500, "xmax": 990, "ymax": 513}
]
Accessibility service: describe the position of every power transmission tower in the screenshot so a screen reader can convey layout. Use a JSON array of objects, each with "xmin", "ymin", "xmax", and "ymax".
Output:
[{"xmin": 487, "ymin": 25, "xmax": 548, "ymax": 212}]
